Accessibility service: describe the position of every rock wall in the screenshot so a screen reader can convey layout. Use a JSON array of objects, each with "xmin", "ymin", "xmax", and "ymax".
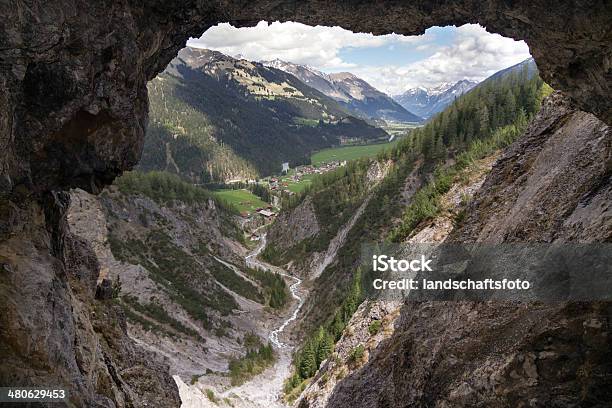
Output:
[
  {"xmin": 455, "ymin": 92, "xmax": 612, "ymax": 243},
  {"xmin": 321, "ymin": 93, "xmax": 612, "ymax": 407},
  {"xmin": 299, "ymin": 151, "xmax": 498, "ymax": 408},
  {"xmin": 0, "ymin": 193, "xmax": 180, "ymax": 407},
  {"xmin": 68, "ymin": 187, "xmax": 275, "ymax": 379},
  {"xmin": 268, "ymin": 196, "xmax": 320, "ymax": 252}
]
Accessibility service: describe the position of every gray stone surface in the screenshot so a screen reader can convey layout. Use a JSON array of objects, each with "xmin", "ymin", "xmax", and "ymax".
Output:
[{"xmin": 323, "ymin": 93, "xmax": 612, "ymax": 408}]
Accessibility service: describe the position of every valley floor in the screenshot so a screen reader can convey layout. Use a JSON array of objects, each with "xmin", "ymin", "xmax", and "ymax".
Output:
[{"xmin": 176, "ymin": 235, "xmax": 305, "ymax": 408}]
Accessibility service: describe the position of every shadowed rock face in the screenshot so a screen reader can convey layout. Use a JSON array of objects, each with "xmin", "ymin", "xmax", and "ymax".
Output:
[
  {"xmin": 0, "ymin": 1, "xmax": 220, "ymax": 195},
  {"xmin": 321, "ymin": 93, "xmax": 612, "ymax": 408},
  {"xmin": 0, "ymin": 0, "xmax": 610, "ymax": 195},
  {"xmin": 0, "ymin": 2, "xmax": 610, "ymax": 407},
  {"xmin": 0, "ymin": 193, "xmax": 181, "ymax": 407}
]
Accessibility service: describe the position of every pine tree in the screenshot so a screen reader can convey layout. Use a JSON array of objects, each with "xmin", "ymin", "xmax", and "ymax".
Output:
[
  {"xmin": 479, "ymin": 104, "xmax": 490, "ymax": 136},
  {"xmin": 504, "ymin": 89, "xmax": 517, "ymax": 123},
  {"xmin": 315, "ymin": 327, "xmax": 333, "ymax": 366},
  {"xmin": 298, "ymin": 342, "xmax": 317, "ymax": 378},
  {"xmin": 433, "ymin": 133, "xmax": 446, "ymax": 160}
]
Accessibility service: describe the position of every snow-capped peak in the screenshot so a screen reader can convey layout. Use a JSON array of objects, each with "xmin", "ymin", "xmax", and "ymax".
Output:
[
  {"xmin": 402, "ymin": 80, "xmax": 477, "ymax": 98},
  {"xmin": 262, "ymin": 58, "xmax": 291, "ymax": 70},
  {"xmin": 400, "ymin": 86, "xmax": 428, "ymax": 97},
  {"xmin": 261, "ymin": 59, "xmax": 334, "ymax": 84},
  {"xmin": 394, "ymin": 79, "xmax": 478, "ymax": 119},
  {"xmin": 426, "ymin": 82, "xmax": 456, "ymax": 96}
]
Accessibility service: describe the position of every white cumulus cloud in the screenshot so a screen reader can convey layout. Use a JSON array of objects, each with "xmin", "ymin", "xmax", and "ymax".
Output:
[
  {"xmin": 188, "ymin": 21, "xmax": 422, "ymax": 70},
  {"xmin": 375, "ymin": 24, "xmax": 532, "ymax": 93},
  {"xmin": 187, "ymin": 21, "xmax": 531, "ymax": 95}
]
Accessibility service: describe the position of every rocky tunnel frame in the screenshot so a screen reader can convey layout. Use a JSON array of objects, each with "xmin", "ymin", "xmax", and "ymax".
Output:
[{"xmin": 0, "ymin": 0, "xmax": 610, "ymax": 196}]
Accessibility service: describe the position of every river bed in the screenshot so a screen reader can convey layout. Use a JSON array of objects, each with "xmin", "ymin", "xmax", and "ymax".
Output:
[{"xmin": 176, "ymin": 233, "xmax": 304, "ymax": 407}]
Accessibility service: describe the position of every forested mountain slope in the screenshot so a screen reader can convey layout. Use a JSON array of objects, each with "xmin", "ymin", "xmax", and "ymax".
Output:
[
  {"xmin": 323, "ymin": 91, "xmax": 611, "ymax": 408},
  {"xmin": 264, "ymin": 60, "xmax": 551, "ymax": 401},
  {"xmin": 141, "ymin": 48, "xmax": 388, "ymax": 182},
  {"xmin": 67, "ymin": 171, "xmax": 288, "ymax": 379}
]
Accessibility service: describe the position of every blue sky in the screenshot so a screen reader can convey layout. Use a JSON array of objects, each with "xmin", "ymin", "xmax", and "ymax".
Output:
[
  {"xmin": 188, "ymin": 22, "xmax": 531, "ymax": 95},
  {"xmin": 336, "ymin": 26, "xmax": 454, "ymax": 68}
]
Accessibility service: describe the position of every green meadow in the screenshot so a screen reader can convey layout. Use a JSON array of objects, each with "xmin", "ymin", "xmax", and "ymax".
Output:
[
  {"xmin": 279, "ymin": 173, "xmax": 315, "ymax": 193},
  {"xmin": 310, "ymin": 140, "xmax": 400, "ymax": 166},
  {"xmin": 212, "ymin": 189, "xmax": 268, "ymax": 214}
]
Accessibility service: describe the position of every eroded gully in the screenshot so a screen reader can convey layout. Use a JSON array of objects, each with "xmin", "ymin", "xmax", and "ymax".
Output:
[{"xmin": 175, "ymin": 233, "xmax": 304, "ymax": 408}]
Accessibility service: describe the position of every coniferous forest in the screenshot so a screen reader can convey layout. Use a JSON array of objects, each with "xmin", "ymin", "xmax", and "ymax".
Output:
[{"xmin": 281, "ymin": 60, "xmax": 552, "ymax": 395}]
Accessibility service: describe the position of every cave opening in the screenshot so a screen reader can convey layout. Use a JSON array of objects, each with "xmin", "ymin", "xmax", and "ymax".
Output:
[
  {"xmin": 139, "ymin": 20, "xmax": 551, "ymax": 405},
  {"xmin": 141, "ymin": 20, "xmax": 534, "ymax": 186},
  {"xmin": 0, "ymin": 3, "xmax": 610, "ymax": 408}
]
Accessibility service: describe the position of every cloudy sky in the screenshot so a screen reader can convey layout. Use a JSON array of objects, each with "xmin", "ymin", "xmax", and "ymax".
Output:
[{"xmin": 188, "ymin": 21, "xmax": 531, "ymax": 95}]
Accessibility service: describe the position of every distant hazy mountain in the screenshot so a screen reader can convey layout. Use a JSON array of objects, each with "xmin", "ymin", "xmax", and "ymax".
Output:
[
  {"xmin": 393, "ymin": 80, "xmax": 478, "ymax": 120},
  {"xmin": 263, "ymin": 59, "xmax": 422, "ymax": 123},
  {"xmin": 142, "ymin": 48, "xmax": 388, "ymax": 182}
]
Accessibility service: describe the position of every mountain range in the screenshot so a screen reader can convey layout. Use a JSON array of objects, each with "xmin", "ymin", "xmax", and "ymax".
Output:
[
  {"xmin": 393, "ymin": 58, "xmax": 536, "ymax": 120},
  {"xmin": 484, "ymin": 57, "xmax": 537, "ymax": 82},
  {"xmin": 263, "ymin": 59, "xmax": 422, "ymax": 123},
  {"xmin": 142, "ymin": 47, "xmax": 388, "ymax": 182},
  {"xmin": 143, "ymin": 49, "xmax": 535, "ymax": 185},
  {"xmin": 393, "ymin": 80, "xmax": 478, "ymax": 119}
]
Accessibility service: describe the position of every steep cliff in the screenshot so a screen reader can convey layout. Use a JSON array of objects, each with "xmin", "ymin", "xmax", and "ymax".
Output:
[
  {"xmin": 0, "ymin": 194, "xmax": 180, "ymax": 407},
  {"xmin": 297, "ymin": 145, "xmax": 498, "ymax": 408},
  {"xmin": 68, "ymin": 180, "xmax": 288, "ymax": 379},
  {"xmin": 319, "ymin": 93, "xmax": 612, "ymax": 408}
]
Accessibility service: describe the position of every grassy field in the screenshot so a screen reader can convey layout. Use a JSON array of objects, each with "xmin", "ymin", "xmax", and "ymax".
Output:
[
  {"xmin": 272, "ymin": 140, "xmax": 403, "ymax": 193},
  {"xmin": 212, "ymin": 189, "xmax": 268, "ymax": 214},
  {"xmin": 280, "ymin": 173, "xmax": 315, "ymax": 193},
  {"xmin": 293, "ymin": 117, "xmax": 319, "ymax": 127},
  {"xmin": 311, "ymin": 140, "xmax": 400, "ymax": 166}
]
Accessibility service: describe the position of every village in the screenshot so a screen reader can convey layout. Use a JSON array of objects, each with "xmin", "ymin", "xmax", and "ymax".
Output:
[
  {"xmin": 218, "ymin": 159, "xmax": 348, "ymax": 226},
  {"xmin": 214, "ymin": 138, "xmax": 402, "ymax": 225},
  {"xmin": 267, "ymin": 160, "xmax": 347, "ymax": 193},
  {"xmin": 263, "ymin": 160, "xmax": 347, "ymax": 212}
]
